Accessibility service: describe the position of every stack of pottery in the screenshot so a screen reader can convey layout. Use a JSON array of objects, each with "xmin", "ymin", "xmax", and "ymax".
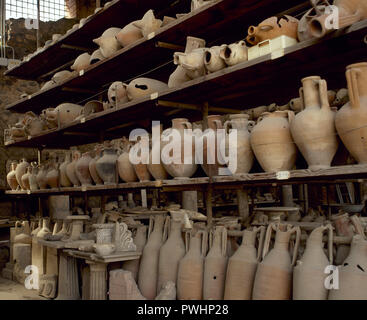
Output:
[
  {"xmin": 177, "ymin": 229, "xmax": 208, "ymax": 300},
  {"xmin": 250, "ymin": 111, "xmax": 297, "ymax": 172},
  {"xmin": 289, "ymin": 76, "xmax": 338, "ymax": 170},
  {"xmin": 252, "ymin": 223, "xmax": 300, "ymax": 300}
]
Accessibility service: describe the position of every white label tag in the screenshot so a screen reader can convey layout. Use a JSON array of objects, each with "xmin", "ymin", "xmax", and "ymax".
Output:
[
  {"xmin": 28, "ymin": 95, "xmax": 32, "ymax": 99},
  {"xmin": 80, "ymin": 117, "xmax": 86, "ymax": 123},
  {"xmin": 79, "ymin": 70, "xmax": 84, "ymax": 76},
  {"xmin": 28, "ymin": 136, "xmax": 32, "ymax": 140},
  {"xmin": 147, "ymin": 32, "xmax": 155, "ymax": 40},
  {"xmin": 271, "ymin": 49, "xmax": 285, "ymax": 60},
  {"xmin": 150, "ymin": 92, "xmax": 158, "ymax": 100},
  {"xmin": 81, "ymin": 186, "xmax": 87, "ymax": 192},
  {"xmin": 27, "ymin": 190, "xmax": 31, "ymax": 195},
  {"xmin": 276, "ymin": 171, "xmax": 290, "ymax": 180}
]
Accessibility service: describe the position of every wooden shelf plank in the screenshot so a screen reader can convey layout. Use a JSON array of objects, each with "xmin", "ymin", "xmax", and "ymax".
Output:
[
  {"xmin": 4, "ymin": 0, "xmax": 189, "ymax": 80},
  {"xmin": 4, "ymin": 164, "xmax": 367, "ymax": 195},
  {"xmin": 5, "ymin": 20, "xmax": 367, "ymax": 149},
  {"xmin": 5, "ymin": 0, "xmax": 308, "ymax": 113}
]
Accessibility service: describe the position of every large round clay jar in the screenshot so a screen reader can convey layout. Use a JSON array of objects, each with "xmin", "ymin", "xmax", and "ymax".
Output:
[
  {"xmin": 161, "ymin": 118, "xmax": 197, "ymax": 178},
  {"xmin": 15, "ymin": 158, "xmax": 30, "ymax": 190},
  {"xmin": 335, "ymin": 62, "xmax": 367, "ymax": 164},
  {"xmin": 117, "ymin": 139, "xmax": 138, "ymax": 182},
  {"xmin": 66, "ymin": 151, "xmax": 81, "ymax": 187},
  {"xmin": 131, "ymin": 140, "xmax": 152, "ymax": 182},
  {"xmin": 54, "ymin": 103, "xmax": 83, "ymax": 127},
  {"xmin": 7, "ymin": 161, "xmax": 19, "ymax": 190},
  {"xmin": 96, "ymin": 148, "xmax": 118, "ymax": 185},
  {"xmin": 250, "ymin": 111, "xmax": 297, "ymax": 172},
  {"xmin": 127, "ymin": 78, "xmax": 168, "ymax": 100},
  {"xmin": 59, "ymin": 152, "xmax": 72, "ymax": 187},
  {"xmin": 290, "ymin": 76, "xmax": 338, "ymax": 170},
  {"xmin": 148, "ymin": 142, "xmax": 169, "ymax": 180},
  {"xmin": 115, "ymin": 22, "xmax": 143, "ymax": 47},
  {"xmin": 75, "ymin": 152, "xmax": 93, "ymax": 186},
  {"xmin": 89, "ymin": 145, "xmax": 104, "ymax": 185},
  {"xmin": 36, "ymin": 164, "xmax": 48, "ymax": 189},
  {"xmin": 21, "ymin": 167, "xmax": 32, "ymax": 191}
]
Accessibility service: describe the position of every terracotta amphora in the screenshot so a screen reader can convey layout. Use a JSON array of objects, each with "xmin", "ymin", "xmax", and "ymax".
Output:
[
  {"xmin": 46, "ymin": 161, "xmax": 59, "ymax": 188},
  {"xmin": 331, "ymin": 211, "xmax": 354, "ymax": 265},
  {"xmin": 169, "ymin": 36, "xmax": 206, "ymax": 88},
  {"xmin": 250, "ymin": 111, "xmax": 297, "ymax": 172},
  {"xmin": 220, "ymin": 114, "xmax": 254, "ymax": 175},
  {"xmin": 127, "ymin": 78, "xmax": 168, "ymax": 100},
  {"xmin": 14, "ymin": 221, "xmax": 31, "ymax": 244},
  {"xmin": 71, "ymin": 52, "xmax": 90, "ymax": 73},
  {"xmin": 66, "ymin": 151, "xmax": 81, "ymax": 187},
  {"xmin": 108, "ymin": 81, "xmax": 128, "ymax": 106},
  {"xmin": 115, "ymin": 21, "xmax": 143, "ymax": 47},
  {"xmin": 204, "ymin": 45, "xmax": 226, "ymax": 74},
  {"xmin": 290, "ymin": 76, "xmax": 338, "ymax": 170},
  {"xmin": 293, "ymin": 224, "xmax": 333, "ymax": 300},
  {"xmin": 161, "ymin": 118, "xmax": 198, "ymax": 178},
  {"xmin": 133, "ymin": 10, "xmax": 162, "ymax": 37},
  {"xmin": 75, "ymin": 152, "xmax": 93, "ymax": 186},
  {"xmin": 7, "ymin": 161, "xmax": 19, "ymax": 190},
  {"xmin": 246, "ymin": 15, "xmax": 299, "ymax": 45},
  {"xmin": 36, "ymin": 164, "xmax": 48, "ymax": 189},
  {"xmin": 174, "ymin": 48, "xmax": 206, "ymax": 80},
  {"xmin": 201, "ymin": 115, "xmax": 226, "ymax": 177},
  {"xmin": 329, "ymin": 235, "xmax": 367, "ymax": 300},
  {"xmin": 90, "ymin": 48, "xmax": 104, "ymax": 65},
  {"xmin": 59, "ymin": 152, "xmax": 72, "ymax": 187},
  {"xmin": 203, "ymin": 226, "xmax": 228, "ymax": 300},
  {"xmin": 131, "ymin": 139, "xmax": 152, "ymax": 182},
  {"xmin": 15, "ymin": 158, "xmax": 30, "ymax": 190},
  {"xmin": 335, "ymin": 62, "xmax": 367, "ymax": 164},
  {"xmin": 89, "ymin": 145, "xmax": 104, "ymax": 185},
  {"xmin": 21, "ymin": 166, "xmax": 31, "ymax": 190},
  {"xmin": 117, "ymin": 138, "xmax": 138, "ymax": 182},
  {"xmin": 219, "ymin": 41, "xmax": 248, "ymax": 66},
  {"xmin": 29, "ymin": 163, "xmax": 39, "ymax": 191},
  {"xmin": 96, "ymin": 147, "xmax": 118, "ymax": 185},
  {"xmin": 138, "ymin": 215, "xmax": 166, "ymax": 299},
  {"xmin": 224, "ymin": 227, "xmax": 265, "ymax": 300},
  {"xmin": 37, "ymin": 218, "xmax": 52, "ymax": 239},
  {"xmin": 252, "ymin": 223, "xmax": 301, "ymax": 300},
  {"xmin": 93, "ymin": 27, "xmax": 122, "ymax": 58},
  {"xmin": 177, "ymin": 229, "xmax": 208, "ymax": 300},
  {"xmin": 122, "ymin": 225, "xmax": 147, "ymax": 281},
  {"xmin": 157, "ymin": 216, "xmax": 185, "ymax": 292},
  {"xmin": 54, "ymin": 103, "xmax": 83, "ymax": 127},
  {"xmin": 148, "ymin": 124, "xmax": 169, "ymax": 180}
]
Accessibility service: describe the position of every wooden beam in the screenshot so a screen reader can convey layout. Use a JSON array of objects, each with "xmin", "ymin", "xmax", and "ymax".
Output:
[
  {"xmin": 60, "ymin": 44, "xmax": 92, "ymax": 52},
  {"xmin": 155, "ymin": 41, "xmax": 185, "ymax": 51}
]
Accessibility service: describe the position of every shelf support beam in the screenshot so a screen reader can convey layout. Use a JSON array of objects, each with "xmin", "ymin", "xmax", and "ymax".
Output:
[{"xmin": 155, "ymin": 41, "xmax": 185, "ymax": 51}]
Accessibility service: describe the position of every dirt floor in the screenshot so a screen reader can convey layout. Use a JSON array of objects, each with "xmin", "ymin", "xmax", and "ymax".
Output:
[{"xmin": 0, "ymin": 276, "xmax": 45, "ymax": 300}]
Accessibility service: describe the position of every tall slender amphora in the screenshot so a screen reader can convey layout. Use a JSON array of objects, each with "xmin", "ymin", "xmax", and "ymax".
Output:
[
  {"xmin": 252, "ymin": 223, "xmax": 300, "ymax": 300},
  {"xmin": 290, "ymin": 76, "xmax": 338, "ymax": 170},
  {"xmin": 177, "ymin": 229, "xmax": 208, "ymax": 300},
  {"xmin": 224, "ymin": 227, "xmax": 265, "ymax": 300},
  {"xmin": 293, "ymin": 224, "xmax": 333, "ymax": 300},
  {"xmin": 335, "ymin": 62, "xmax": 367, "ymax": 163},
  {"xmin": 157, "ymin": 216, "xmax": 185, "ymax": 291},
  {"xmin": 329, "ymin": 235, "xmax": 367, "ymax": 300},
  {"xmin": 250, "ymin": 111, "xmax": 297, "ymax": 172},
  {"xmin": 122, "ymin": 225, "xmax": 147, "ymax": 281},
  {"xmin": 138, "ymin": 215, "xmax": 165, "ymax": 299},
  {"xmin": 203, "ymin": 226, "xmax": 228, "ymax": 300}
]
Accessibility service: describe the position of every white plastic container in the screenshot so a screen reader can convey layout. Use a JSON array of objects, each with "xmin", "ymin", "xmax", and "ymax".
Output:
[{"xmin": 248, "ymin": 35, "xmax": 297, "ymax": 60}]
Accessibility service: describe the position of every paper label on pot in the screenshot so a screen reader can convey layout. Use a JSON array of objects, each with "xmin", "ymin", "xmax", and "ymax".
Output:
[
  {"xmin": 28, "ymin": 136, "xmax": 32, "ymax": 140},
  {"xmin": 27, "ymin": 190, "xmax": 31, "ymax": 195},
  {"xmin": 81, "ymin": 186, "xmax": 87, "ymax": 192},
  {"xmin": 147, "ymin": 32, "xmax": 155, "ymax": 40},
  {"xmin": 80, "ymin": 117, "xmax": 86, "ymax": 123},
  {"xmin": 150, "ymin": 92, "xmax": 159, "ymax": 100},
  {"xmin": 276, "ymin": 171, "xmax": 290, "ymax": 180},
  {"xmin": 28, "ymin": 95, "xmax": 32, "ymax": 99},
  {"xmin": 79, "ymin": 70, "xmax": 84, "ymax": 76}
]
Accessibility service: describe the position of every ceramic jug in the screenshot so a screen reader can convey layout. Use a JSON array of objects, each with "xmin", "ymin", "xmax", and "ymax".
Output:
[
  {"xmin": 220, "ymin": 114, "xmax": 254, "ymax": 175},
  {"xmin": 89, "ymin": 145, "xmax": 104, "ymax": 185},
  {"xmin": 66, "ymin": 150, "xmax": 81, "ymax": 187},
  {"xmin": 331, "ymin": 212, "xmax": 354, "ymax": 265},
  {"xmin": 15, "ymin": 158, "xmax": 30, "ymax": 190},
  {"xmin": 148, "ymin": 124, "xmax": 169, "ymax": 180},
  {"xmin": 115, "ymin": 21, "xmax": 143, "ymax": 47},
  {"xmin": 117, "ymin": 138, "xmax": 138, "ymax": 182},
  {"xmin": 174, "ymin": 48, "xmax": 207, "ymax": 80},
  {"xmin": 203, "ymin": 226, "xmax": 228, "ymax": 300},
  {"xmin": 75, "ymin": 152, "xmax": 93, "ymax": 186},
  {"xmin": 122, "ymin": 225, "xmax": 147, "ymax": 281},
  {"xmin": 133, "ymin": 10, "xmax": 162, "ymax": 37},
  {"xmin": 59, "ymin": 152, "xmax": 72, "ymax": 187},
  {"xmin": 329, "ymin": 235, "xmax": 367, "ymax": 300},
  {"xmin": 177, "ymin": 229, "xmax": 208, "ymax": 300},
  {"xmin": 335, "ymin": 63, "xmax": 367, "ymax": 164},
  {"xmin": 161, "ymin": 118, "xmax": 198, "ymax": 178},
  {"xmin": 46, "ymin": 161, "xmax": 59, "ymax": 188},
  {"xmin": 246, "ymin": 15, "xmax": 299, "ymax": 45},
  {"xmin": 14, "ymin": 221, "xmax": 31, "ymax": 244},
  {"xmin": 138, "ymin": 215, "xmax": 166, "ymax": 299},
  {"xmin": 224, "ymin": 227, "xmax": 265, "ymax": 300},
  {"xmin": 252, "ymin": 223, "xmax": 301, "ymax": 300},
  {"xmin": 250, "ymin": 111, "xmax": 297, "ymax": 172},
  {"xmin": 293, "ymin": 225, "xmax": 333, "ymax": 300},
  {"xmin": 127, "ymin": 78, "xmax": 168, "ymax": 100},
  {"xmin": 37, "ymin": 218, "xmax": 52, "ymax": 239},
  {"xmin": 7, "ymin": 161, "xmax": 18, "ymax": 190},
  {"xmin": 36, "ymin": 164, "xmax": 48, "ymax": 189},
  {"xmin": 169, "ymin": 36, "xmax": 206, "ymax": 88},
  {"xmin": 157, "ymin": 217, "xmax": 186, "ymax": 292},
  {"xmin": 204, "ymin": 45, "xmax": 226, "ymax": 73},
  {"xmin": 201, "ymin": 115, "xmax": 227, "ymax": 177},
  {"xmin": 108, "ymin": 82, "xmax": 128, "ymax": 106},
  {"xmin": 96, "ymin": 147, "xmax": 118, "ymax": 185},
  {"xmin": 21, "ymin": 166, "xmax": 31, "ymax": 190},
  {"xmin": 93, "ymin": 27, "xmax": 122, "ymax": 58},
  {"xmin": 290, "ymin": 76, "xmax": 338, "ymax": 170},
  {"xmin": 219, "ymin": 40, "xmax": 248, "ymax": 66}
]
